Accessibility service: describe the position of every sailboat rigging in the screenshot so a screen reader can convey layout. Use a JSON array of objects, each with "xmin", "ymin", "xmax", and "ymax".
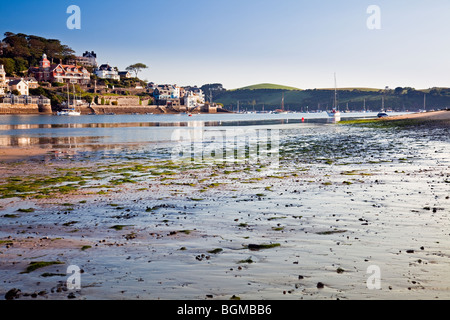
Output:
[
  {"xmin": 327, "ymin": 73, "xmax": 341, "ymax": 120},
  {"xmin": 57, "ymin": 83, "xmax": 81, "ymax": 116}
]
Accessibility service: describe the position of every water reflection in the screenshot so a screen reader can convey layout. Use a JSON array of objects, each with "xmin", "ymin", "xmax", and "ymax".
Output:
[
  {"xmin": 0, "ymin": 113, "xmax": 389, "ymax": 148},
  {"xmin": 0, "ymin": 118, "xmax": 335, "ymax": 131}
]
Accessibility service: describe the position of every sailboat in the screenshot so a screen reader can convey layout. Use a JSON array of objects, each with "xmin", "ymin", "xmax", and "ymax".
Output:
[
  {"xmin": 327, "ymin": 73, "xmax": 341, "ymax": 120},
  {"xmin": 57, "ymin": 84, "xmax": 81, "ymax": 116},
  {"xmin": 273, "ymin": 92, "xmax": 288, "ymax": 114}
]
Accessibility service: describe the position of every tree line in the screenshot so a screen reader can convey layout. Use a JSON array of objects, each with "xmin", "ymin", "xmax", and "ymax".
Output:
[{"xmin": 0, "ymin": 32, "xmax": 76, "ymax": 76}]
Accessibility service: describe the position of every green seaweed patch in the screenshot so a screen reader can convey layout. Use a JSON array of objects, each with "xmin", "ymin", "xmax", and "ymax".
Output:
[
  {"xmin": 109, "ymin": 178, "xmax": 137, "ymax": 185},
  {"xmin": 21, "ymin": 261, "xmax": 64, "ymax": 274},
  {"xmin": 40, "ymin": 272, "xmax": 66, "ymax": 277},
  {"xmin": 316, "ymin": 229, "xmax": 347, "ymax": 235},
  {"xmin": 81, "ymin": 245, "xmax": 92, "ymax": 251},
  {"xmin": 3, "ymin": 214, "xmax": 19, "ymax": 218},
  {"xmin": 341, "ymin": 170, "xmax": 373, "ymax": 176},
  {"xmin": 17, "ymin": 208, "xmax": 35, "ymax": 213},
  {"xmin": 110, "ymin": 225, "xmax": 132, "ymax": 231},
  {"xmin": 238, "ymin": 257, "xmax": 254, "ymax": 264},
  {"xmin": 207, "ymin": 248, "xmax": 223, "ymax": 254},
  {"xmin": 62, "ymin": 221, "xmax": 78, "ymax": 227},
  {"xmin": 268, "ymin": 216, "xmax": 287, "ymax": 221},
  {"xmin": 246, "ymin": 243, "xmax": 281, "ymax": 250}
]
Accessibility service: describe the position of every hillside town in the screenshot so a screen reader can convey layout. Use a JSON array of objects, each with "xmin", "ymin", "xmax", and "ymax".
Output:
[{"xmin": 0, "ymin": 49, "xmax": 223, "ymax": 115}]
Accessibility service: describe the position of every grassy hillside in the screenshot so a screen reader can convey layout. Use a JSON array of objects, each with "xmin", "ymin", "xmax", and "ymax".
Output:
[{"xmin": 233, "ymin": 83, "xmax": 302, "ymax": 91}]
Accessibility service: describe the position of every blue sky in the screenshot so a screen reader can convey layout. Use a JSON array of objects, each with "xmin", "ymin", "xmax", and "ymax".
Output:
[{"xmin": 1, "ymin": 0, "xmax": 450, "ymax": 89}]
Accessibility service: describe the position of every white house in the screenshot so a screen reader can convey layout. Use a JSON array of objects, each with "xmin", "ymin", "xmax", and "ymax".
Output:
[
  {"xmin": 184, "ymin": 88, "xmax": 205, "ymax": 109},
  {"xmin": 8, "ymin": 78, "xmax": 29, "ymax": 96},
  {"xmin": 94, "ymin": 64, "xmax": 120, "ymax": 81}
]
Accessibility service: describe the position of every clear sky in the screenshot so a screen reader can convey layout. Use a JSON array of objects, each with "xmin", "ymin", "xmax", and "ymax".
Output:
[{"xmin": 1, "ymin": 0, "xmax": 450, "ymax": 90}]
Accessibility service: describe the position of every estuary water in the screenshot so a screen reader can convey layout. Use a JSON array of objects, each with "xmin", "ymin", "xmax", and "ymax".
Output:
[{"xmin": 0, "ymin": 112, "xmax": 404, "ymax": 149}]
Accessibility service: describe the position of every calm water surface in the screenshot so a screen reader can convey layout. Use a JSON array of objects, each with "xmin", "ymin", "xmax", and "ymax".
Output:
[{"xmin": 0, "ymin": 112, "xmax": 407, "ymax": 149}]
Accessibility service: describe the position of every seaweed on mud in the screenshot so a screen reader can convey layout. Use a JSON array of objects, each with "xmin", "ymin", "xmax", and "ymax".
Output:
[
  {"xmin": 316, "ymin": 229, "xmax": 347, "ymax": 235},
  {"xmin": 207, "ymin": 248, "xmax": 223, "ymax": 254},
  {"xmin": 238, "ymin": 257, "xmax": 254, "ymax": 264},
  {"xmin": 110, "ymin": 225, "xmax": 132, "ymax": 231},
  {"xmin": 17, "ymin": 208, "xmax": 35, "ymax": 213},
  {"xmin": 21, "ymin": 261, "xmax": 64, "ymax": 274},
  {"xmin": 246, "ymin": 243, "xmax": 281, "ymax": 250}
]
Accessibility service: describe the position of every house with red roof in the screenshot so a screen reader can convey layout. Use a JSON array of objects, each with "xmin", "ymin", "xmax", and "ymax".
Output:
[{"xmin": 29, "ymin": 54, "xmax": 91, "ymax": 85}]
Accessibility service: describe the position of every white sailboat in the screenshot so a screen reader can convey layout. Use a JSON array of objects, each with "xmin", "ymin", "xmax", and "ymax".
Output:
[
  {"xmin": 327, "ymin": 73, "xmax": 341, "ymax": 120},
  {"xmin": 57, "ymin": 84, "xmax": 81, "ymax": 116}
]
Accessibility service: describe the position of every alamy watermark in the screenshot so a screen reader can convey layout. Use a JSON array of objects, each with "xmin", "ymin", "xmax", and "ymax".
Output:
[
  {"xmin": 366, "ymin": 265, "xmax": 381, "ymax": 290},
  {"xmin": 67, "ymin": 5, "xmax": 81, "ymax": 30},
  {"xmin": 170, "ymin": 128, "xmax": 280, "ymax": 168},
  {"xmin": 367, "ymin": 5, "xmax": 381, "ymax": 30},
  {"xmin": 66, "ymin": 265, "xmax": 81, "ymax": 290}
]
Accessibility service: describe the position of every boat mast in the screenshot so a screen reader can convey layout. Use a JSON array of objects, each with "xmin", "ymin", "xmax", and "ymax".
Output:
[
  {"xmin": 334, "ymin": 73, "xmax": 338, "ymax": 110},
  {"xmin": 281, "ymin": 92, "xmax": 285, "ymax": 111},
  {"xmin": 67, "ymin": 83, "xmax": 70, "ymax": 107},
  {"xmin": 423, "ymin": 93, "xmax": 426, "ymax": 111}
]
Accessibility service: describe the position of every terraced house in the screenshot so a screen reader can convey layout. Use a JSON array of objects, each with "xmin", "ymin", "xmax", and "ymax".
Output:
[{"xmin": 29, "ymin": 54, "xmax": 91, "ymax": 85}]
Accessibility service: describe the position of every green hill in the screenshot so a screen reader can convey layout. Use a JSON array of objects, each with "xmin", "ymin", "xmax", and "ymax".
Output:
[
  {"xmin": 316, "ymin": 87, "xmax": 381, "ymax": 92},
  {"xmin": 233, "ymin": 83, "xmax": 302, "ymax": 91}
]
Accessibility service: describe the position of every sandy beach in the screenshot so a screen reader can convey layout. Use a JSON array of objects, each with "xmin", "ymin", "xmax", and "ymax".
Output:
[{"xmin": 0, "ymin": 116, "xmax": 449, "ymax": 300}]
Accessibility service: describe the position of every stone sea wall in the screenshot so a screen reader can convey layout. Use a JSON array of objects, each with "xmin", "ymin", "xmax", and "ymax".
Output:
[
  {"xmin": 0, "ymin": 104, "xmax": 228, "ymax": 115},
  {"xmin": 0, "ymin": 103, "xmax": 52, "ymax": 114}
]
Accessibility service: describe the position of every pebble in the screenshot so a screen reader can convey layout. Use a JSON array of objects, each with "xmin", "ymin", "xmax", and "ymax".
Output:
[
  {"xmin": 67, "ymin": 292, "xmax": 76, "ymax": 299},
  {"xmin": 5, "ymin": 288, "xmax": 21, "ymax": 300}
]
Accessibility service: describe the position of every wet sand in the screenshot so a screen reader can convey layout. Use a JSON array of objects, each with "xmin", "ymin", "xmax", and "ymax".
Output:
[
  {"xmin": 0, "ymin": 147, "xmax": 55, "ymax": 162},
  {"xmin": 383, "ymin": 109, "xmax": 450, "ymax": 122},
  {"xmin": 0, "ymin": 122, "xmax": 450, "ymax": 300}
]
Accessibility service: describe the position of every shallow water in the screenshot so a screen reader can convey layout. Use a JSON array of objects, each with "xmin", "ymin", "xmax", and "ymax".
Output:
[{"xmin": 0, "ymin": 112, "xmax": 404, "ymax": 148}]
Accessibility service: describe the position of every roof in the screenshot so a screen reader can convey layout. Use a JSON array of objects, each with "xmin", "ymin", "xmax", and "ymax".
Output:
[
  {"xmin": 98, "ymin": 64, "xmax": 114, "ymax": 71},
  {"xmin": 82, "ymin": 51, "xmax": 97, "ymax": 58},
  {"xmin": 8, "ymin": 79, "xmax": 27, "ymax": 86}
]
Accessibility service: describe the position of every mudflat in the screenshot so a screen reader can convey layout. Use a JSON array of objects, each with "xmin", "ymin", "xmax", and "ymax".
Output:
[{"xmin": 0, "ymin": 120, "xmax": 449, "ymax": 300}]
